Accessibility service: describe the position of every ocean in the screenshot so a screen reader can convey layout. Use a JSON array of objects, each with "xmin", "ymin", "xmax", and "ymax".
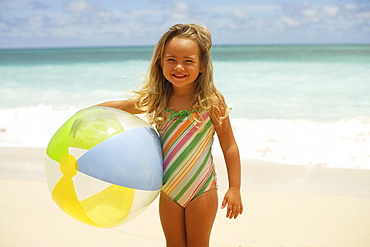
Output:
[{"xmin": 1, "ymin": 45, "xmax": 369, "ymax": 169}]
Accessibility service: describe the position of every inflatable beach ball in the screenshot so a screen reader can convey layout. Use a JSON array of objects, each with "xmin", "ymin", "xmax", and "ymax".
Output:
[{"xmin": 44, "ymin": 106, "xmax": 163, "ymax": 228}]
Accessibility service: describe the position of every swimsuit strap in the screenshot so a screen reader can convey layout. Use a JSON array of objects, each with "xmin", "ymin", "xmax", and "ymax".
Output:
[{"xmin": 167, "ymin": 108, "xmax": 196, "ymax": 122}]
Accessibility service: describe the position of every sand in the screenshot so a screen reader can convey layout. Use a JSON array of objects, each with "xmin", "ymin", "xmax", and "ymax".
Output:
[{"xmin": 1, "ymin": 147, "xmax": 370, "ymax": 247}]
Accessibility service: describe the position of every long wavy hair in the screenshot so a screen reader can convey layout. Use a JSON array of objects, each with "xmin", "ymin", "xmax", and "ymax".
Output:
[{"xmin": 131, "ymin": 23, "xmax": 229, "ymax": 130}]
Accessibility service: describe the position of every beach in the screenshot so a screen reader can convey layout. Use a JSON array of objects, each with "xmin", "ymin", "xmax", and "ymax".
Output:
[
  {"xmin": 1, "ymin": 45, "xmax": 369, "ymax": 246},
  {"xmin": 1, "ymin": 147, "xmax": 370, "ymax": 247}
]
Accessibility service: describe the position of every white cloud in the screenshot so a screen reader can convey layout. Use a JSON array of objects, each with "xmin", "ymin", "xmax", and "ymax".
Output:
[
  {"xmin": 358, "ymin": 11, "xmax": 370, "ymax": 19},
  {"xmin": 170, "ymin": 2, "xmax": 192, "ymax": 20},
  {"xmin": 280, "ymin": 16, "xmax": 301, "ymax": 27},
  {"xmin": 0, "ymin": 21, "xmax": 9, "ymax": 31},
  {"xmin": 208, "ymin": 3, "xmax": 279, "ymax": 20},
  {"xmin": 345, "ymin": 4, "xmax": 357, "ymax": 10},
  {"xmin": 64, "ymin": 0, "xmax": 93, "ymax": 13},
  {"xmin": 242, "ymin": 4, "xmax": 280, "ymax": 13},
  {"xmin": 323, "ymin": 6, "xmax": 339, "ymax": 17},
  {"xmin": 232, "ymin": 8, "xmax": 248, "ymax": 18},
  {"xmin": 27, "ymin": 15, "xmax": 46, "ymax": 26},
  {"xmin": 301, "ymin": 8, "xmax": 317, "ymax": 17}
]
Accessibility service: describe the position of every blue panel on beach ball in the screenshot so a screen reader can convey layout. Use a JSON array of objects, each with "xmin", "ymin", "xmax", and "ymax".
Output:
[{"xmin": 77, "ymin": 127, "xmax": 163, "ymax": 191}]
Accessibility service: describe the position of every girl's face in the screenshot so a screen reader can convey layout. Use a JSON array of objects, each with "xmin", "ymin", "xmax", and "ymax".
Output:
[{"xmin": 162, "ymin": 37, "xmax": 203, "ymax": 91}]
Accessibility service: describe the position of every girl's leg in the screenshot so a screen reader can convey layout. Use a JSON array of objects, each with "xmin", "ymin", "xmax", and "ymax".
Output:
[
  {"xmin": 159, "ymin": 191, "xmax": 186, "ymax": 247},
  {"xmin": 185, "ymin": 189, "xmax": 218, "ymax": 247}
]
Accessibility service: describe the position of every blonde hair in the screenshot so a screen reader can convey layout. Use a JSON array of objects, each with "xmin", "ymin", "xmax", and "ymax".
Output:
[{"xmin": 132, "ymin": 23, "xmax": 229, "ymax": 130}]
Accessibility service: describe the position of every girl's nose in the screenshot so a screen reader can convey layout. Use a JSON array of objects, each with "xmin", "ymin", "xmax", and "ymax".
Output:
[{"xmin": 175, "ymin": 63, "xmax": 184, "ymax": 71}]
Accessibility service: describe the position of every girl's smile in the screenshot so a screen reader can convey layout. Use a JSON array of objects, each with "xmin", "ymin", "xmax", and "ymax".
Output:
[{"xmin": 173, "ymin": 74, "xmax": 187, "ymax": 78}]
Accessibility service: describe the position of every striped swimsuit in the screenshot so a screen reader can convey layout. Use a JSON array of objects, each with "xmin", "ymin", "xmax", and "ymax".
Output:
[{"xmin": 160, "ymin": 109, "xmax": 217, "ymax": 207}]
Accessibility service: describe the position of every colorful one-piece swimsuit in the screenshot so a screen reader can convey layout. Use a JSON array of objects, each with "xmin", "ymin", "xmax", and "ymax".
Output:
[{"xmin": 160, "ymin": 109, "xmax": 217, "ymax": 208}]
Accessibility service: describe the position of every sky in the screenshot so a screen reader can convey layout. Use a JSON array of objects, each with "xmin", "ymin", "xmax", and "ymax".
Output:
[{"xmin": 0, "ymin": 0, "xmax": 369, "ymax": 48}]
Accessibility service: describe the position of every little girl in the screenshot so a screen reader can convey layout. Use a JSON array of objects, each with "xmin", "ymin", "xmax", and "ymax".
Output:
[{"xmin": 97, "ymin": 23, "xmax": 243, "ymax": 247}]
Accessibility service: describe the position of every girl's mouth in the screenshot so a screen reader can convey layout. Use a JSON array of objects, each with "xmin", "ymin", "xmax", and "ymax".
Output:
[{"xmin": 173, "ymin": 74, "xmax": 187, "ymax": 78}]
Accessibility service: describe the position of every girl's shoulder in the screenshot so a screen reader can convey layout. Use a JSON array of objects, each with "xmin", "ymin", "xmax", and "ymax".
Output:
[
  {"xmin": 209, "ymin": 93, "xmax": 227, "ymax": 110},
  {"xmin": 207, "ymin": 93, "xmax": 229, "ymax": 121}
]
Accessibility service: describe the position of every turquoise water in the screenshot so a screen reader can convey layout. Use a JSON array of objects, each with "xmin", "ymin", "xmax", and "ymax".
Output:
[
  {"xmin": 1, "ymin": 44, "xmax": 369, "ymax": 120},
  {"xmin": 1, "ymin": 45, "xmax": 370, "ymax": 169},
  {"xmin": 1, "ymin": 45, "xmax": 369, "ymax": 64}
]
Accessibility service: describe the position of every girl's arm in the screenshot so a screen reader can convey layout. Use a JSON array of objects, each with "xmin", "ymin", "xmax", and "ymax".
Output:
[
  {"xmin": 214, "ymin": 115, "xmax": 243, "ymax": 219},
  {"xmin": 94, "ymin": 100, "xmax": 144, "ymax": 114}
]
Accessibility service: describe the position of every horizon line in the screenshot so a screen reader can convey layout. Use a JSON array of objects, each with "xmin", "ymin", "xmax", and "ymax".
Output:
[{"xmin": 1, "ymin": 42, "xmax": 370, "ymax": 51}]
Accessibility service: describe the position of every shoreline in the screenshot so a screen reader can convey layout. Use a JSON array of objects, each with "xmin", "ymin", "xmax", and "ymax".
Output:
[
  {"xmin": 1, "ymin": 146, "xmax": 370, "ymax": 246},
  {"xmin": 2, "ymin": 146, "xmax": 369, "ymax": 198}
]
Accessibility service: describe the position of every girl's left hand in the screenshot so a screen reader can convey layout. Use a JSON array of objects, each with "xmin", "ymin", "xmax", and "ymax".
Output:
[{"xmin": 221, "ymin": 187, "xmax": 243, "ymax": 219}]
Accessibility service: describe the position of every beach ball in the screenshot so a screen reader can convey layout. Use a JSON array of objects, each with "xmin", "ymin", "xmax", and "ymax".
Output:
[{"xmin": 44, "ymin": 106, "xmax": 163, "ymax": 228}]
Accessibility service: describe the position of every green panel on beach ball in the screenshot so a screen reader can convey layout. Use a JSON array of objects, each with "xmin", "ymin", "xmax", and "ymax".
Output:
[
  {"xmin": 46, "ymin": 112, "xmax": 81, "ymax": 162},
  {"xmin": 69, "ymin": 108, "xmax": 125, "ymax": 150}
]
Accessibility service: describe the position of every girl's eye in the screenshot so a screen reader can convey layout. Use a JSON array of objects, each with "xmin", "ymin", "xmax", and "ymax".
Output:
[
  {"xmin": 166, "ymin": 59, "xmax": 176, "ymax": 62},
  {"xmin": 185, "ymin": 60, "xmax": 194, "ymax": 63}
]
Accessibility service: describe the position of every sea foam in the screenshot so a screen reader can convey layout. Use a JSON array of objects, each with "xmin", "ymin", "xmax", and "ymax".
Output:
[
  {"xmin": 228, "ymin": 118, "xmax": 370, "ymax": 170},
  {"xmin": 1, "ymin": 106, "xmax": 369, "ymax": 170}
]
